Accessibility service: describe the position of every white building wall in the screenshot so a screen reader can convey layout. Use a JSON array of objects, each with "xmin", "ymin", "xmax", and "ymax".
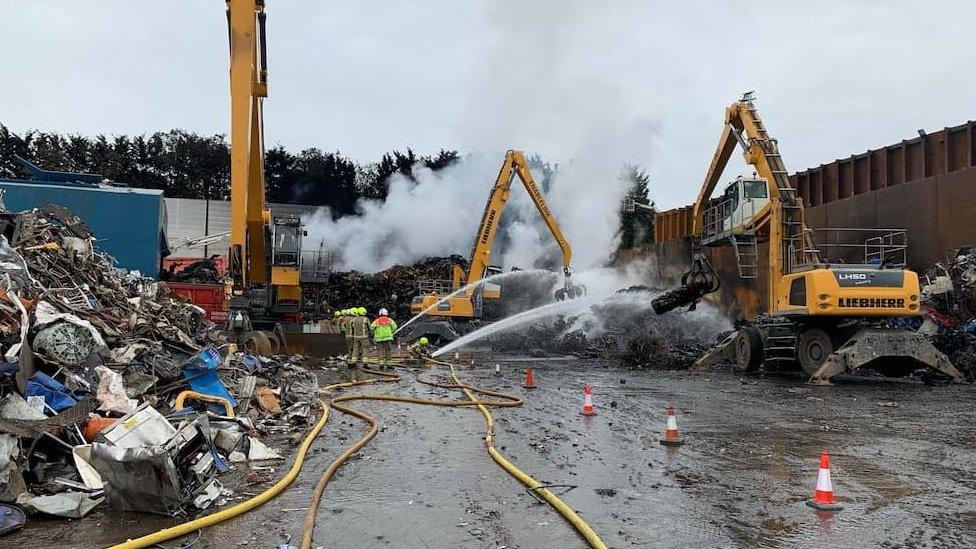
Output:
[{"xmin": 165, "ymin": 197, "xmax": 321, "ymax": 258}]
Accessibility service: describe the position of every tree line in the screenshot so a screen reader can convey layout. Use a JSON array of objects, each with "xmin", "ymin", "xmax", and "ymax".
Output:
[
  {"xmin": 0, "ymin": 124, "xmax": 459, "ymax": 218},
  {"xmin": 0, "ymin": 124, "xmax": 653, "ymax": 248}
]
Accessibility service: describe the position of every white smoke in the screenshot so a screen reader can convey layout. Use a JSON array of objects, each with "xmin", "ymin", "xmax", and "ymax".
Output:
[{"xmin": 303, "ymin": 1, "xmax": 660, "ymax": 273}]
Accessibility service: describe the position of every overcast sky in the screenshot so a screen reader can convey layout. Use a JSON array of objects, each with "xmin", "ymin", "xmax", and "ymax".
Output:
[{"xmin": 2, "ymin": 1, "xmax": 973, "ymax": 208}]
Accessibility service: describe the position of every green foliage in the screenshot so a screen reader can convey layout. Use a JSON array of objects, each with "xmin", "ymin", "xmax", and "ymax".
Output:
[
  {"xmin": 0, "ymin": 124, "xmax": 459, "ymax": 216},
  {"xmin": 618, "ymin": 164, "xmax": 655, "ymax": 250}
]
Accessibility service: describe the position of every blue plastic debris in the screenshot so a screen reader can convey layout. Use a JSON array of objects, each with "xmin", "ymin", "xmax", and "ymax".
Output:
[
  {"xmin": 181, "ymin": 347, "xmax": 237, "ymax": 414},
  {"xmin": 240, "ymin": 355, "xmax": 262, "ymax": 374},
  {"xmin": 24, "ymin": 372, "xmax": 82, "ymax": 412}
]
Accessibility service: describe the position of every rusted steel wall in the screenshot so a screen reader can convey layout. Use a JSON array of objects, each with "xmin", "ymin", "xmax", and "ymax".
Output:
[
  {"xmin": 804, "ymin": 166, "xmax": 976, "ymax": 270},
  {"xmin": 793, "ymin": 121, "xmax": 976, "ymax": 208},
  {"xmin": 796, "ymin": 120, "xmax": 976, "ymax": 270},
  {"xmin": 653, "ymin": 205, "xmax": 695, "ymax": 244},
  {"xmin": 653, "ymin": 120, "xmax": 976, "ymax": 271}
]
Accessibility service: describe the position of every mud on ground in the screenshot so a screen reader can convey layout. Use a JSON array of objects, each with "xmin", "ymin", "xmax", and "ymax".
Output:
[{"xmin": 17, "ymin": 358, "xmax": 976, "ymax": 548}]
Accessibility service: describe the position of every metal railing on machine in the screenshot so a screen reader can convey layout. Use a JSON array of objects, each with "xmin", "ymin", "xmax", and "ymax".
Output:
[
  {"xmin": 794, "ymin": 227, "xmax": 909, "ymax": 268},
  {"xmin": 300, "ymin": 250, "xmax": 334, "ymax": 282}
]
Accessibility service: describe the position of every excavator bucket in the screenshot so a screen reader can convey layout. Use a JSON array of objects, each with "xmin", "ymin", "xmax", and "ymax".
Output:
[
  {"xmin": 809, "ymin": 328, "xmax": 963, "ymax": 385},
  {"xmin": 554, "ymin": 284, "xmax": 586, "ymax": 301},
  {"xmin": 276, "ymin": 323, "xmax": 348, "ymax": 358}
]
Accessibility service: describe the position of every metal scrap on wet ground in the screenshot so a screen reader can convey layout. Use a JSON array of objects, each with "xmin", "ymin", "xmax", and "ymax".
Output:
[{"xmin": 0, "ymin": 205, "xmax": 321, "ymax": 536}]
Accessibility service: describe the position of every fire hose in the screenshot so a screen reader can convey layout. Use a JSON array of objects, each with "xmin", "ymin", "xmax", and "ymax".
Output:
[
  {"xmin": 111, "ymin": 357, "xmax": 607, "ymax": 549},
  {"xmin": 299, "ymin": 358, "xmax": 607, "ymax": 549}
]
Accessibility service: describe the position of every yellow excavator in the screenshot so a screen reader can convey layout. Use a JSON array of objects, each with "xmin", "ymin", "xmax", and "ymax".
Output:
[
  {"xmin": 223, "ymin": 0, "xmax": 342, "ymax": 356},
  {"xmin": 653, "ymin": 93, "xmax": 962, "ymax": 384},
  {"xmin": 402, "ymin": 150, "xmax": 583, "ymax": 344}
]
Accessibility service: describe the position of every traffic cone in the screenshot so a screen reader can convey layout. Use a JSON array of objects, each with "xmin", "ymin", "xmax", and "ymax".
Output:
[
  {"xmin": 523, "ymin": 367, "xmax": 537, "ymax": 389},
  {"xmin": 581, "ymin": 385, "xmax": 596, "ymax": 416},
  {"xmin": 659, "ymin": 405, "xmax": 684, "ymax": 446},
  {"xmin": 806, "ymin": 451, "xmax": 843, "ymax": 511},
  {"xmin": 494, "ymin": 363, "xmax": 500, "ymax": 376}
]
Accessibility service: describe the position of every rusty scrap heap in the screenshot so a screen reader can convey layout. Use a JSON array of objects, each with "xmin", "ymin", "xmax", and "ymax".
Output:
[
  {"xmin": 0, "ymin": 205, "xmax": 317, "ymax": 531},
  {"xmin": 311, "ymin": 255, "xmax": 469, "ymax": 319},
  {"xmin": 922, "ymin": 247, "xmax": 976, "ymax": 379}
]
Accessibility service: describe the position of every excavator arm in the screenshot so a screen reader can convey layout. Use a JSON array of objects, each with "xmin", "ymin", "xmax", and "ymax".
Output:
[
  {"xmin": 227, "ymin": 0, "xmax": 269, "ymax": 291},
  {"xmin": 465, "ymin": 150, "xmax": 583, "ymax": 300}
]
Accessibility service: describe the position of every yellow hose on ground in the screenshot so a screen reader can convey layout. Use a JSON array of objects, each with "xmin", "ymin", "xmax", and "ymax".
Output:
[
  {"xmin": 300, "ymin": 367, "xmax": 522, "ymax": 549},
  {"xmin": 108, "ymin": 399, "xmax": 332, "ymax": 549},
  {"xmin": 300, "ymin": 359, "xmax": 606, "ymax": 549},
  {"xmin": 438, "ymin": 358, "xmax": 608, "ymax": 549}
]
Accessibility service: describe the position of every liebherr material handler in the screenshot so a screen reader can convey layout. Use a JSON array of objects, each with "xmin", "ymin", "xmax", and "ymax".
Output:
[
  {"xmin": 653, "ymin": 93, "xmax": 962, "ymax": 384},
  {"xmin": 401, "ymin": 150, "xmax": 584, "ymax": 344},
  {"xmin": 224, "ymin": 0, "xmax": 342, "ymax": 356}
]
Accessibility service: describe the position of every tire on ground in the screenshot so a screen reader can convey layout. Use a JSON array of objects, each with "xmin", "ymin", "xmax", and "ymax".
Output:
[
  {"xmin": 242, "ymin": 330, "xmax": 273, "ymax": 356},
  {"xmin": 263, "ymin": 330, "xmax": 281, "ymax": 355},
  {"xmin": 797, "ymin": 327, "xmax": 834, "ymax": 376},
  {"xmin": 734, "ymin": 326, "xmax": 764, "ymax": 372}
]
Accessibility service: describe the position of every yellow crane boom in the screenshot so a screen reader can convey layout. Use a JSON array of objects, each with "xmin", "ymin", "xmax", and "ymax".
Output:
[
  {"xmin": 227, "ymin": 0, "xmax": 268, "ymax": 289},
  {"xmin": 458, "ymin": 150, "xmax": 577, "ymax": 296}
]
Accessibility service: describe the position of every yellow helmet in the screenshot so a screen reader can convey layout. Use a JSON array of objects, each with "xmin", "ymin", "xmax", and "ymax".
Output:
[
  {"xmin": 334, "ymin": 311, "xmax": 341, "ymax": 318},
  {"xmin": 419, "ymin": 337, "xmax": 429, "ymax": 346},
  {"xmin": 358, "ymin": 307, "xmax": 367, "ymax": 316}
]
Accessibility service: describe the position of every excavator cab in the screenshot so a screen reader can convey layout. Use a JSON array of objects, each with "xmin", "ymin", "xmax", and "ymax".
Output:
[
  {"xmin": 271, "ymin": 215, "xmax": 302, "ymax": 267},
  {"xmin": 712, "ymin": 176, "xmax": 770, "ymax": 234}
]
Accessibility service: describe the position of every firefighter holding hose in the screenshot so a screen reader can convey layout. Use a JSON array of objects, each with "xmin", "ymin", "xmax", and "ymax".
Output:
[{"xmin": 407, "ymin": 337, "xmax": 430, "ymax": 361}]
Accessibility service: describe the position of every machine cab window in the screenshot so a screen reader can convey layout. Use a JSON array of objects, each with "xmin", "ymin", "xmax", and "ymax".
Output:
[
  {"xmin": 720, "ymin": 176, "xmax": 770, "ymax": 232},
  {"xmin": 272, "ymin": 217, "xmax": 301, "ymax": 267}
]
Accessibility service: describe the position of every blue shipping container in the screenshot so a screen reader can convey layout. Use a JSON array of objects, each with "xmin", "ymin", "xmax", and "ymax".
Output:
[{"xmin": 0, "ymin": 179, "xmax": 167, "ymax": 277}]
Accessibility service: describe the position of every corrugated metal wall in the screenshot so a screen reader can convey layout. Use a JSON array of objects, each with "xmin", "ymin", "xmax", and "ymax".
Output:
[
  {"xmin": 652, "ymin": 120, "xmax": 976, "ymax": 271},
  {"xmin": 165, "ymin": 198, "xmax": 321, "ymax": 257},
  {"xmin": 793, "ymin": 121, "xmax": 976, "ymax": 207}
]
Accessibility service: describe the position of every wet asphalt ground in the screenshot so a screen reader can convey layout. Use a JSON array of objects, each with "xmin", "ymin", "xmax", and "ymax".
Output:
[{"xmin": 17, "ymin": 356, "xmax": 976, "ymax": 548}]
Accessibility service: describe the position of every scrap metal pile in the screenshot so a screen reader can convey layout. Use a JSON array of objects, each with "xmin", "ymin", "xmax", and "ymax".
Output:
[
  {"xmin": 160, "ymin": 257, "xmax": 223, "ymax": 284},
  {"xmin": 921, "ymin": 246, "xmax": 976, "ymax": 379},
  {"xmin": 310, "ymin": 255, "xmax": 469, "ymax": 319},
  {"xmin": 0, "ymin": 205, "xmax": 315, "ymax": 535},
  {"xmin": 488, "ymin": 293, "xmax": 710, "ymax": 369}
]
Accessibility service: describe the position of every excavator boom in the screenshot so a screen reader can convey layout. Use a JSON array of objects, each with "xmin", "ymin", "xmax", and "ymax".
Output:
[
  {"xmin": 227, "ymin": 0, "xmax": 269, "ymax": 290},
  {"xmin": 467, "ymin": 151, "xmax": 575, "ymax": 289},
  {"xmin": 406, "ymin": 150, "xmax": 583, "ymax": 339}
]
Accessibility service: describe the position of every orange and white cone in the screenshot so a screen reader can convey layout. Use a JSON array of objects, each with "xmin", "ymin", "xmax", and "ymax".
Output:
[
  {"xmin": 659, "ymin": 405, "xmax": 684, "ymax": 446},
  {"xmin": 523, "ymin": 367, "xmax": 537, "ymax": 389},
  {"xmin": 494, "ymin": 363, "xmax": 500, "ymax": 376},
  {"xmin": 581, "ymin": 385, "xmax": 596, "ymax": 416},
  {"xmin": 806, "ymin": 451, "xmax": 843, "ymax": 511}
]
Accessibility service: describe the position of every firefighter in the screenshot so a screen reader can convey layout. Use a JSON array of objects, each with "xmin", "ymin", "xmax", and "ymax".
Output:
[
  {"xmin": 407, "ymin": 337, "xmax": 430, "ymax": 361},
  {"xmin": 369, "ymin": 308, "xmax": 398, "ymax": 368},
  {"xmin": 338, "ymin": 309, "xmax": 353, "ymax": 357},
  {"xmin": 348, "ymin": 308, "xmax": 370, "ymax": 366}
]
